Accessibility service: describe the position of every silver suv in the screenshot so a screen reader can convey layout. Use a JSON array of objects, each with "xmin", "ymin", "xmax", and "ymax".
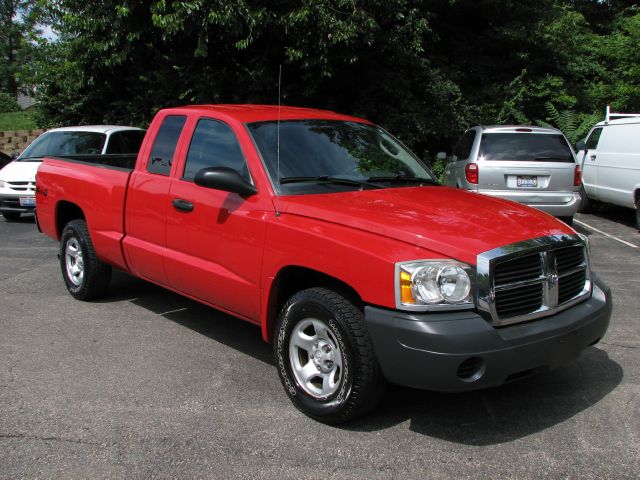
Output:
[{"xmin": 443, "ymin": 126, "xmax": 581, "ymax": 224}]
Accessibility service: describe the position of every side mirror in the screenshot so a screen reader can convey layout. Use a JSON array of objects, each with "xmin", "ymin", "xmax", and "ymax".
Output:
[
  {"xmin": 436, "ymin": 152, "xmax": 447, "ymax": 160},
  {"xmin": 11, "ymin": 151, "xmax": 19, "ymax": 160},
  {"xmin": 194, "ymin": 167, "xmax": 257, "ymax": 197},
  {"xmin": 575, "ymin": 139, "xmax": 586, "ymax": 152}
]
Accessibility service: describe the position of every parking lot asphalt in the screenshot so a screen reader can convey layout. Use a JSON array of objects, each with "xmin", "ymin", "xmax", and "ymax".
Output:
[{"xmin": 1, "ymin": 210, "xmax": 638, "ymax": 479}]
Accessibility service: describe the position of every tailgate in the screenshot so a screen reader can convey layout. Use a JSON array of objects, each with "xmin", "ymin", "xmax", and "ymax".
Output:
[{"xmin": 479, "ymin": 160, "xmax": 576, "ymax": 203}]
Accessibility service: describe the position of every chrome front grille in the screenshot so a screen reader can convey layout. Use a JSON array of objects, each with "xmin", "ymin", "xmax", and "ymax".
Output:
[{"xmin": 477, "ymin": 235, "xmax": 591, "ymax": 326}]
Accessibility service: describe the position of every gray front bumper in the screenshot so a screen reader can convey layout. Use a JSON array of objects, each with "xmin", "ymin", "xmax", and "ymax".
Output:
[{"xmin": 364, "ymin": 273, "xmax": 612, "ymax": 391}]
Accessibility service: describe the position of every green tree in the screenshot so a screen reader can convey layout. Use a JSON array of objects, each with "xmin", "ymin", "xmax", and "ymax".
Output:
[{"xmin": 0, "ymin": 0, "xmax": 42, "ymax": 96}]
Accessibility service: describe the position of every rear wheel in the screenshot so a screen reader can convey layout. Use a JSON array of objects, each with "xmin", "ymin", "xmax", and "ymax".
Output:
[
  {"xmin": 274, "ymin": 287, "xmax": 385, "ymax": 424},
  {"xmin": 60, "ymin": 219, "xmax": 111, "ymax": 300},
  {"xmin": 2, "ymin": 212, "xmax": 21, "ymax": 221},
  {"xmin": 578, "ymin": 184, "xmax": 593, "ymax": 213}
]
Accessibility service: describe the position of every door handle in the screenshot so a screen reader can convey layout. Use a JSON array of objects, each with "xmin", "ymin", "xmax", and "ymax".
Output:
[
  {"xmin": 172, "ymin": 198, "xmax": 194, "ymax": 212},
  {"xmin": 590, "ymin": 155, "xmax": 596, "ymax": 161}
]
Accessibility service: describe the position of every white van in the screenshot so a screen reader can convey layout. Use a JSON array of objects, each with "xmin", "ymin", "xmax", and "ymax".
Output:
[
  {"xmin": 0, "ymin": 126, "xmax": 145, "ymax": 221},
  {"xmin": 576, "ymin": 107, "xmax": 640, "ymax": 229}
]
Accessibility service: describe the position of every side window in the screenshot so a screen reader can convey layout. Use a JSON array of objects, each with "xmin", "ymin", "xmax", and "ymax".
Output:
[
  {"xmin": 183, "ymin": 119, "xmax": 248, "ymax": 181},
  {"xmin": 147, "ymin": 116, "xmax": 186, "ymax": 175},
  {"xmin": 453, "ymin": 130, "xmax": 476, "ymax": 160},
  {"xmin": 106, "ymin": 130, "xmax": 146, "ymax": 154},
  {"xmin": 585, "ymin": 128, "xmax": 603, "ymax": 150}
]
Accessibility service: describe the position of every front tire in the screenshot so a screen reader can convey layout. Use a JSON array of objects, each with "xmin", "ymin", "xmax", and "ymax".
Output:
[
  {"xmin": 559, "ymin": 216, "xmax": 574, "ymax": 226},
  {"xmin": 274, "ymin": 287, "xmax": 385, "ymax": 424},
  {"xmin": 60, "ymin": 219, "xmax": 111, "ymax": 300}
]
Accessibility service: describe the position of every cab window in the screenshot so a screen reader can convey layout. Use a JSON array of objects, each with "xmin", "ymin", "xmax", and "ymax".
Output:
[
  {"xmin": 147, "ymin": 116, "xmax": 186, "ymax": 176},
  {"xmin": 183, "ymin": 119, "xmax": 249, "ymax": 181}
]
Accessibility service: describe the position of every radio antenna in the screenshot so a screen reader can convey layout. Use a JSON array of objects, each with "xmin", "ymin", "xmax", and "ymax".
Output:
[{"xmin": 276, "ymin": 64, "xmax": 282, "ymax": 216}]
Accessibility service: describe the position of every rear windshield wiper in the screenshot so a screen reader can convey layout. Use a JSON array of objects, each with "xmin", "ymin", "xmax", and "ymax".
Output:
[
  {"xmin": 366, "ymin": 175, "xmax": 440, "ymax": 186},
  {"xmin": 280, "ymin": 176, "xmax": 382, "ymax": 189}
]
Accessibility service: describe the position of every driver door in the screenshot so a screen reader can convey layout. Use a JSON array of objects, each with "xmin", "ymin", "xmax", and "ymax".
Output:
[
  {"xmin": 579, "ymin": 127, "xmax": 603, "ymax": 200},
  {"xmin": 164, "ymin": 117, "xmax": 268, "ymax": 322}
]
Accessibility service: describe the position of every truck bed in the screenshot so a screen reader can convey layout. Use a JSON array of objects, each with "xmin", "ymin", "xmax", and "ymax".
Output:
[
  {"xmin": 47, "ymin": 154, "xmax": 138, "ymax": 170},
  {"xmin": 36, "ymin": 156, "xmax": 134, "ymax": 271}
]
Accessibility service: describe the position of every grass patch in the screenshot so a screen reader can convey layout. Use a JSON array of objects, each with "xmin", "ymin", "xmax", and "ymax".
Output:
[{"xmin": 0, "ymin": 111, "xmax": 38, "ymax": 131}]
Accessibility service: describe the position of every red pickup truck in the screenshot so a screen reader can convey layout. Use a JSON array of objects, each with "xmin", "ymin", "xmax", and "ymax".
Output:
[{"xmin": 36, "ymin": 105, "xmax": 612, "ymax": 424}]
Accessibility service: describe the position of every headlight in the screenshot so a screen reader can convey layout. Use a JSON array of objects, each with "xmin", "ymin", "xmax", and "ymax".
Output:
[{"xmin": 396, "ymin": 260, "xmax": 474, "ymax": 310}]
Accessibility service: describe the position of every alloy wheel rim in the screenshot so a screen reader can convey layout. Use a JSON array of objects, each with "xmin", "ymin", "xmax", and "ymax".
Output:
[
  {"xmin": 289, "ymin": 317, "xmax": 343, "ymax": 399},
  {"xmin": 64, "ymin": 237, "xmax": 84, "ymax": 287}
]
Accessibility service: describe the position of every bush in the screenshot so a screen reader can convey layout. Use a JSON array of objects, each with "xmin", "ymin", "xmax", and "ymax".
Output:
[{"xmin": 0, "ymin": 93, "xmax": 20, "ymax": 114}]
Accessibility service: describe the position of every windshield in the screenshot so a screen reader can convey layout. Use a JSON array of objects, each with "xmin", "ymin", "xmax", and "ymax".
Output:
[
  {"xmin": 479, "ymin": 133, "xmax": 574, "ymax": 162},
  {"xmin": 247, "ymin": 120, "xmax": 435, "ymax": 194},
  {"xmin": 19, "ymin": 131, "xmax": 107, "ymax": 160}
]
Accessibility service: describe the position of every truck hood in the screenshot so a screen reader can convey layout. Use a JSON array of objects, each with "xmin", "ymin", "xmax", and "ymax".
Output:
[
  {"xmin": 0, "ymin": 160, "xmax": 40, "ymax": 182},
  {"xmin": 278, "ymin": 186, "xmax": 573, "ymax": 265}
]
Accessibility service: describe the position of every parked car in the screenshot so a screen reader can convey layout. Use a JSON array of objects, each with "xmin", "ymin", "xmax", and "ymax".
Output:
[
  {"xmin": 576, "ymin": 107, "xmax": 640, "ymax": 228},
  {"xmin": 0, "ymin": 125, "xmax": 145, "ymax": 221},
  {"xmin": 35, "ymin": 105, "xmax": 611, "ymax": 424},
  {"xmin": 443, "ymin": 126, "xmax": 582, "ymax": 225}
]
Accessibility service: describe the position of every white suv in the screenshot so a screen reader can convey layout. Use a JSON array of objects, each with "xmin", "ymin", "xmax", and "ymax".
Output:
[
  {"xmin": 0, "ymin": 125, "xmax": 145, "ymax": 221},
  {"xmin": 443, "ymin": 126, "xmax": 581, "ymax": 225}
]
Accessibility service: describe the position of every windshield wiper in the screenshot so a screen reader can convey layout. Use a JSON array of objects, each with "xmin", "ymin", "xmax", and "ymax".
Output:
[
  {"xmin": 366, "ymin": 175, "xmax": 440, "ymax": 186},
  {"xmin": 16, "ymin": 157, "xmax": 44, "ymax": 162},
  {"xmin": 280, "ymin": 176, "xmax": 382, "ymax": 189}
]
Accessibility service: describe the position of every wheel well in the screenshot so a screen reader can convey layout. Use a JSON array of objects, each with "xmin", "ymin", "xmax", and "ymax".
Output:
[
  {"xmin": 56, "ymin": 201, "xmax": 85, "ymax": 238},
  {"xmin": 265, "ymin": 266, "xmax": 363, "ymax": 343}
]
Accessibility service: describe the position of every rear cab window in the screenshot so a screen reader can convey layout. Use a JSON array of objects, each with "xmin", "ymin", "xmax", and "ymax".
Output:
[
  {"xmin": 147, "ymin": 116, "xmax": 187, "ymax": 175},
  {"xmin": 479, "ymin": 133, "xmax": 574, "ymax": 162}
]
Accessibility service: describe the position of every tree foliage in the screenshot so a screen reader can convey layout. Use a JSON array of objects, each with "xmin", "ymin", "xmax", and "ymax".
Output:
[
  {"xmin": 0, "ymin": 0, "xmax": 42, "ymax": 96},
  {"xmin": 29, "ymin": 1, "xmax": 640, "ymax": 153}
]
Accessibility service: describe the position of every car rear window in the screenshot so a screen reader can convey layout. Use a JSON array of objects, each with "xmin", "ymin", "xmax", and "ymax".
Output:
[{"xmin": 479, "ymin": 133, "xmax": 574, "ymax": 162}]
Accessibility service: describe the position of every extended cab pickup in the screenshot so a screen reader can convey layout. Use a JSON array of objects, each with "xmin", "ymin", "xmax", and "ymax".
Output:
[{"xmin": 36, "ymin": 105, "xmax": 612, "ymax": 424}]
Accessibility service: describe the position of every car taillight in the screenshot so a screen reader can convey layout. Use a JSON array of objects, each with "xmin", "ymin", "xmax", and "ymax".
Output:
[
  {"xmin": 574, "ymin": 164, "xmax": 582, "ymax": 186},
  {"xmin": 465, "ymin": 163, "xmax": 479, "ymax": 184}
]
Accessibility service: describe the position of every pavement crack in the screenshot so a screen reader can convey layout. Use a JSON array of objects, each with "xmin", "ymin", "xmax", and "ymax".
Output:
[{"xmin": 0, "ymin": 432, "xmax": 109, "ymax": 447}]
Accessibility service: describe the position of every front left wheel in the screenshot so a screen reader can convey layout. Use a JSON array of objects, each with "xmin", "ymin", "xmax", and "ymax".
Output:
[
  {"xmin": 60, "ymin": 219, "xmax": 112, "ymax": 300},
  {"xmin": 274, "ymin": 287, "xmax": 385, "ymax": 424}
]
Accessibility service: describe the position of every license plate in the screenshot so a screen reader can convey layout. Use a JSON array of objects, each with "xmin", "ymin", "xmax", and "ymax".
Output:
[
  {"xmin": 517, "ymin": 176, "xmax": 537, "ymax": 187},
  {"xmin": 19, "ymin": 196, "xmax": 36, "ymax": 207}
]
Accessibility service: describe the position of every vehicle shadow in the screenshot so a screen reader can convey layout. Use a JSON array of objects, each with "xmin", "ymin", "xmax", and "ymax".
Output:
[
  {"xmin": 581, "ymin": 204, "xmax": 637, "ymax": 230},
  {"xmin": 3, "ymin": 214, "xmax": 35, "ymax": 224},
  {"xmin": 99, "ymin": 270, "xmax": 273, "ymax": 366},
  {"xmin": 347, "ymin": 347, "xmax": 622, "ymax": 444},
  {"xmin": 100, "ymin": 271, "xmax": 622, "ymax": 445}
]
